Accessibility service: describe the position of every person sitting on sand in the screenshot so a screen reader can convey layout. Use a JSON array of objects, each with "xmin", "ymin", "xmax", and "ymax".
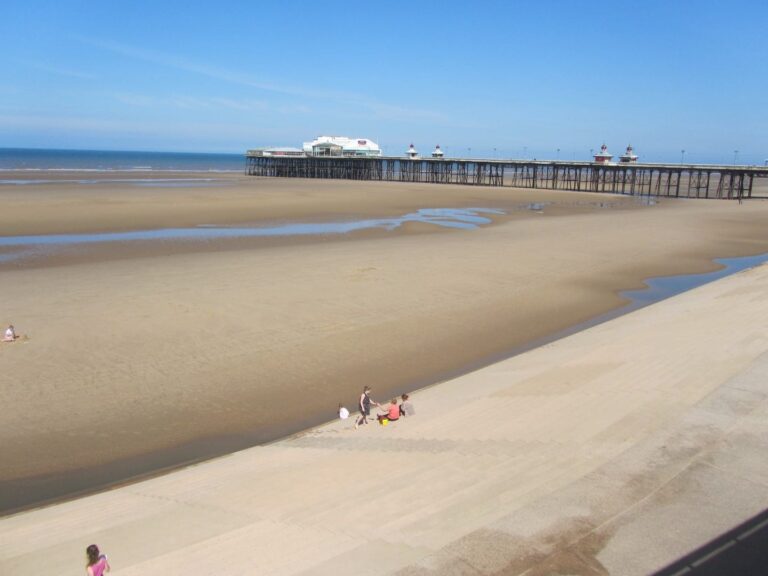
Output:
[
  {"xmin": 399, "ymin": 393, "xmax": 415, "ymax": 417},
  {"xmin": 377, "ymin": 398, "xmax": 401, "ymax": 424},
  {"xmin": 3, "ymin": 325, "xmax": 16, "ymax": 342},
  {"xmin": 338, "ymin": 403, "xmax": 350, "ymax": 420},
  {"xmin": 85, "ymin": 544, "xmax": 110, "ymax": 576}
]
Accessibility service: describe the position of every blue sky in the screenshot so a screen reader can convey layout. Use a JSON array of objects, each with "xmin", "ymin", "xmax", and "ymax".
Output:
[{"xmin": 2, "ymin": 1, "xmax": 767, "ymax": 163}]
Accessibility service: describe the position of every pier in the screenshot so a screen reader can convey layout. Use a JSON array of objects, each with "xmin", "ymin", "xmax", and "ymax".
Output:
[{"xmin": 245, "ymin": 154, "xmax": 768, "ymax": 200}]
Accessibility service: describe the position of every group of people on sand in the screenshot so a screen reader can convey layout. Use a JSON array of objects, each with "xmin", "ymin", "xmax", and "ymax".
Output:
[
  {"xmin": 81, "ymin": 391, "xmax": 412, "ymax": 572},
  {"xmin": 76, "ymin": 390, "xmax": 413, "ymax": 574},
  {"xmin": 338, "ymin": 386, "xmax": 415, "ymax": 429},
  {"xmin": 77, "ymin": 395, "xmax": 411, "ymax": 573}
]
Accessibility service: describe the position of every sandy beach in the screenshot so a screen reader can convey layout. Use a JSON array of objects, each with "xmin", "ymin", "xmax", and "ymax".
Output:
[
  {"xmin": 2, "ymin": 228, "xmax": 768, "ymax": 575},
  {"xmin": 2, "ymin": 172, "xmax": 768, "ymax": 514}
]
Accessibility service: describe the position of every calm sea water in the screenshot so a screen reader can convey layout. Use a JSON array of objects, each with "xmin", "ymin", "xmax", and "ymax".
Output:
[{"xmin": 0, "ymin": 148, "xmax": 244, "ymax": 172}]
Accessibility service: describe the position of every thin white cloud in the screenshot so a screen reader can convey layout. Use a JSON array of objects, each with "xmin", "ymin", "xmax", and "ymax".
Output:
[
  {"xmin": 368, "ymin": 103, "xmax": 450, "ymax": 124},
  {"xmin": 113, "ymin": 92, "xmax": 157, "ymax": 107},
  {"xmin": 0, "ymin": 114, "xmax": 149, "ymax": 133},
  {"xmin": 208, "ymin": 97, "xmax": 269, "ymax": 112},
  {"xmin": 23, "ymin": 61, "xmax": 97, "ymax": 80},
  {"xmin": 74, "ymin": 36, "xmax": 451, "ymax": 125},
  {"xmin": 170, "ymin": 96, "xmax": 214, "ymax": 110},
  {"xmin": 277, "ymin": 104, "xmax": 312, "ymax": 115},
  {"xmin": 0, "ymin": 113, "xmax": 273, "ymax": 141},
  {"xmin": 113, "ymin": 92, "xmax": 271, "ymax": 112},
  {"xmin": 74, "ymin": 36, "xmax": 357, "ymax": 101}
]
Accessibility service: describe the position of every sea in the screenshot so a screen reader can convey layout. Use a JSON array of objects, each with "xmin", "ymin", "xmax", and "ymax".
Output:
[{"xmin": 0, "ymin": 147, "xmax": 244, "ymax": 172}]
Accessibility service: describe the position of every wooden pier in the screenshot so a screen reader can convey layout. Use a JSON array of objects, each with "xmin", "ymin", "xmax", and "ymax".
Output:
[{"xmin": 245, "ymin": 154, "xmax": 768, "ymax": 200}]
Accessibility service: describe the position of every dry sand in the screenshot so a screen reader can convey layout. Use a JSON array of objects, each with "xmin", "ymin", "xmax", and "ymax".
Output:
[
  {"xmin": 2, "ymin": 244, "xmax": 768, "ymax": 575},
  {"xmin": 2, "ymin": 172, "xmax": 768, "ymax": 513}
]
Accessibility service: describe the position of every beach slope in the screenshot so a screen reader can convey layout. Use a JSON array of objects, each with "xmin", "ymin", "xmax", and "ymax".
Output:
[{"xmin": 2, "ymin": 261, "xmax": 768, "ymax": 575}]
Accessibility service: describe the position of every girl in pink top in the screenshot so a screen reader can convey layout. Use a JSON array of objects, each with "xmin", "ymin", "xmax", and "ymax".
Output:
[
  {"xmin": 86, "ymin": 544, "xmax": 110, "ymax": 576},
  {"xmin": 377, "ymin": 398, "xmax": 400, "ymax": 423}
]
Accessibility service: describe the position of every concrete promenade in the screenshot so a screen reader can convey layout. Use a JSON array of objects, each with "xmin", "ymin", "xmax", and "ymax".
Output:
[{"xmin": 3, "ymin": 264, "xmax": 768, "ymax": 575}]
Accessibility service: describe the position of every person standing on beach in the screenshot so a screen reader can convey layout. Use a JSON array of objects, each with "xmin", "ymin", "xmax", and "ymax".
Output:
[
  {"xmin": 355, "ymin": 386, "xmax": 377, "ymax": 428},
  {"xmin": 85, "ymin": 544, "xmax": 110, "ymax": 576}
]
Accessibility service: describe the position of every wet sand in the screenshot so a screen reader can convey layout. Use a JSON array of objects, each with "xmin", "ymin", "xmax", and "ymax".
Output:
[{"xmin": 2, "ymin": 172, "xmax": 768, "ymax": 514}]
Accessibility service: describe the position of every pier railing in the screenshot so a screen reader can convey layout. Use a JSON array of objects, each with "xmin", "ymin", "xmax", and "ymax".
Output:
[{"xmin": 245, "ymin": 155, "xmax": 768, "ymax": 200}]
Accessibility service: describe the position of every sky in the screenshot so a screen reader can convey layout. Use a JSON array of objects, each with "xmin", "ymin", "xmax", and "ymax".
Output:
[{"xmin": 1, "ymin": 0, "xmax": 767, "ymax": 164}]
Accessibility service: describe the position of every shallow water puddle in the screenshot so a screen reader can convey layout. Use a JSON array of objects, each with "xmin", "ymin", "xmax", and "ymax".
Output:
[
  {"xmin": 0, "ymin": 177, "xmax": 228, "ymax": 186},
  {"xmin": 0, "ymin": 208, "xmax": 504, "ymax": 258},
  {"xmin": 622, "ymin": 253, "xmax": 768, "ymax": 308}
]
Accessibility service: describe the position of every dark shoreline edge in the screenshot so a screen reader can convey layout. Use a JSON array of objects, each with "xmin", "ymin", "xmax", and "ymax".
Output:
[{"xmin": 2, "ymin": 251, "xmax": 767, "ymax": 518}]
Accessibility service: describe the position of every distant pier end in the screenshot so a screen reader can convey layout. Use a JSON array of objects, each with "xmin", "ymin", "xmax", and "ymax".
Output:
[{"xmin": 245, "ymin": 152, "xmax": 768, "ymax": 200}]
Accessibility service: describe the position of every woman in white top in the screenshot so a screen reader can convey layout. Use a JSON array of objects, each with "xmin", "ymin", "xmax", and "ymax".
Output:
[{"xmin": 3, "ymin": 325, "xmax": 16, "ymax": 342}]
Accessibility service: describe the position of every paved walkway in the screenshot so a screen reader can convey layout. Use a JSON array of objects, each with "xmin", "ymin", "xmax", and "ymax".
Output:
[{"xmin": 3, "ymin": 265, "xmax": 768, "ymax": 575}]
